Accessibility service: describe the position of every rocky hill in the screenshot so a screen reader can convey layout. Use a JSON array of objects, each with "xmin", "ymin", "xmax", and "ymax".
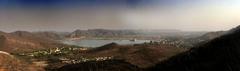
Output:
[
  {"xmin": 10, "ymin": 31, "xmax": 63, "ymax": 41},
  {"xmin": 0, "ymin": 31, "xmax": 63, "ymax": 53},
  {"xmin": 31, "ymin": 31, "xmax": 65, "ymax": 40}
]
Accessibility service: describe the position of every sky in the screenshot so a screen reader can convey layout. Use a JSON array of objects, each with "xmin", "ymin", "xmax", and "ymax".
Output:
[{"xmin": 0, "ymin": 0, "xmax": 240, "ymax": 32}]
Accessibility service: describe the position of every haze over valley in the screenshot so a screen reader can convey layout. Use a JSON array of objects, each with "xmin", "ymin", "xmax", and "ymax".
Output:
[{"xmin": 0, "ymin": 0, "xmax": 240, "ymax": 71}]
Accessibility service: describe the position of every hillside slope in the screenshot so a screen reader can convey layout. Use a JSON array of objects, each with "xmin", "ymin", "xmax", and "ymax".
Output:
[
  {"xmin": 148, "ymin": 26, "xmax": 240, "ymax": 71},
  {"xmin": 0, "ymin": 31, "xmax": 62, "ymax": 53},
  {"xmin": 85, "ymin": 43, "xmax": 187, "ymax": 68},
  {"xmin": 56, "ymin": 60, "xmax": 142, "ymax": 71},
  {"xmin": 0, "ymin": 51, "xmax": 43, "ymax": 71}
]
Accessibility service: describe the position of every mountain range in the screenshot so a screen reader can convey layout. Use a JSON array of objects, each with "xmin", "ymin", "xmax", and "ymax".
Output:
[
  {"xmin": 0, "ymin": 29, "xmax": 206, "ymax": 53},
  {"xmin": 66, "ymin": 29, "xmax": 205, "ymax": 39}
]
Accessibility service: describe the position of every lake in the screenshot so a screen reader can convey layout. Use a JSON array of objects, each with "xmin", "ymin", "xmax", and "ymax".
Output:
[{"xmin": 62, "ymin": 39, "xmax": 151, "ymax": 47}]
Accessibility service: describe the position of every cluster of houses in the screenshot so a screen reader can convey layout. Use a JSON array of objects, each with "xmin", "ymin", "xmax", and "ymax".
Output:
[
  {"xmin": 141, "ymin": 39, "xmax": 186, "ymax": 48},
  {"xmin": 19, "ymin": 47, "xmax": 88, "ymax": 57},
  {"xmin": 18, "ymin": 47, "xmax": 113, "ymax": 65},
  {"xmin": 60, "ymin": 56, "xmax": 114, "ymax": 64}
]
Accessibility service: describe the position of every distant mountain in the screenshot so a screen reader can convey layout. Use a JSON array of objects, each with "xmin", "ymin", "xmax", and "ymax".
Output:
[
  {"xmin": 66, "ymin": 29, "xmax": 203, "ymax": 39},
  {"xmin": 11, "ymin": 31, "xmax": 66, "ymax": 40},
  {"xmin": 148, "ymin": 25, "xmax": 240, "ymax": 71},
  {"xmin": 0, "ymin": 31, "xmax": 63, "ymax": 53},
  {"xmin": 32, "ymin": 31, "xmax": 65, "ymax": 40},
  {"xmin": 67, "ymin": 29, "xmax": 138, "ymax": 38}
]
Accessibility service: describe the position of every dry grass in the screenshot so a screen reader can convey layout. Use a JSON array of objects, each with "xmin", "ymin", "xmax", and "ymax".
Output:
[{"xmin": 0, "ymin": 53, "xmax": 44, "ymax": 71}]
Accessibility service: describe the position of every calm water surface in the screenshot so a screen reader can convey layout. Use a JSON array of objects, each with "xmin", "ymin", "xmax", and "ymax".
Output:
[{"xmin": 62, "ymin": 39, "xmax": 150, "ymax": 47}]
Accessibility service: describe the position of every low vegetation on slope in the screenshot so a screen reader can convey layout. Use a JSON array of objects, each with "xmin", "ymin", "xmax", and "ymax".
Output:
[
  {"xmin": 56, "ymin": 60, "xmax": 142, "ymax": 71},
  {"xmin": 87, "ymin": 43, "xmax": 187, "ymax": 68},
  {"xmin": 0, "ymin": 52, "xmax": 44, "ymax": 71},
  {"xmin": 0, "ymin": 31, "xmax": 68, "ymax": 53}
]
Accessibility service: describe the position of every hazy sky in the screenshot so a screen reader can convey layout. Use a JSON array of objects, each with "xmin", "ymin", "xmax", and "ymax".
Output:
[{"xmin": 0, "ymin": 0, "xmax": 240, "ymax": 32}]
